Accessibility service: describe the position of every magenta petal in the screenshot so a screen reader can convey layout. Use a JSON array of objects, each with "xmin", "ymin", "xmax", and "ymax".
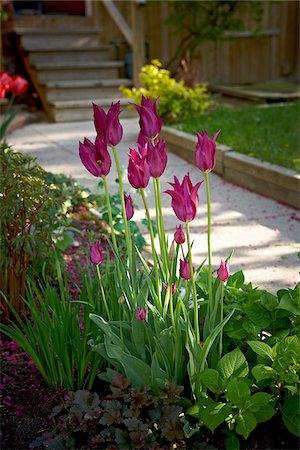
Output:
[
  {"xmin": 79, "ymin": 141, "xmax": 102, "ymax": 177},
  {"xmin": 93, "ymin": 103, "xmax": 107, "ymax": 137}
]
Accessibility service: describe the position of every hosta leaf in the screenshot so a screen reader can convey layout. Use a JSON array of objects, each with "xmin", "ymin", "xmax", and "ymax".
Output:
[
  {"xmin": 248, "ymin": 341, "xmax": 273, "ymax": 360},
  {"xmin": 226, "ymin": 379, "xmax": 250, "ymax": 409},
  {"xmin": 217, "ymin": 348, "xmax": 249, "ymax": 380},
  {"xmin": 282, "ymin": 396, "xmax": 300, "ymax": 437},
  {"xmin": 236, "ymin": 411, "xmax": 257, "ymax": 439}
]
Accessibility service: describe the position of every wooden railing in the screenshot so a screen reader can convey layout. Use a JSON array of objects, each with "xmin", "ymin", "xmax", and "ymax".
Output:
[{"xmin": 100, "ymin": 0, "xmax": 145, "ymax": 87}]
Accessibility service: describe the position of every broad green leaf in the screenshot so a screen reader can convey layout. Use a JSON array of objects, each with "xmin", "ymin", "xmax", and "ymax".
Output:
[
  {"xmin": 244, "ymin": 304, "xmax": 271, "ymax": 328},
  {"xmin": 217, "ymin": 348, "xmax": 249, "ymax": 380},
  {"xmin": 248, "ymin": 341, "xmax": 273, "ymax": 360},
  {"xmin": 199, "ymin": 369, "xmax": 222, "ymax": 394},
  {"xmin": 226, "ymin": 379, "xmax": 250, "ymax": 409},
  {"xmin": 252, "ymin": 364, "xmax": 277, "ymax": 382},
  {"xmin": 248, "ymin": 392, "xmax": 273, "ymax": 411},
  {"xmin": 227, "ymin": 271, "xmax": 244, "ymax": 288},
  {"xmin": 282, "ymin": 396, "xmax": 300, "ymax": 437},
  {"xmin": 277, "ymin": 294, "xmax": 300, "ymax": 316},
  {"xmin": 225, "ymin": 433, "xmax": 240, "ymax": 450},
  {"xmin": 104, "ymin": 341, "xmax": 152, "ymax": 387},
  {"xmin": 236, "ymin": 411, "xmax": 257, "ymax": 439},
  {"xmin": 261, "ymin": 292, "xmax": 278, "ymax": 311},
  {"xmin": 197, "ymin": 399, "xmax": 231, "ymax": 432}
]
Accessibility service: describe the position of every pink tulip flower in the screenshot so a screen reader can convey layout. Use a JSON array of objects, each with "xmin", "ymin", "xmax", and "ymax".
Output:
[
  {"xmin": 180, "ymin": 259, "xmax": 191, "ymax": 280},
  {"xmin": 217, "ymin": 260, "xmax": 230, "ymax": 282},
  {"xmin": 195, "ymin": 130, "xmax": 220, "ymax": 173},
  {"xmin": 79, "ymin": 136, "xmax": 111, "ymax": 177},
  {"xmin": 89, "ymin": 241, "xmax": 103, "ymax": 265},
  {"xmin": 165, "ymin": 173, "xmax": 203, "ymax": 223},
  {"xmin": 132, "ymin": 96, "xmax": 163, "ymax": 140},
  {"xmin": 93, "ymin": 101, "xmax": 123, "ymax": 146},
  {"xmin": 135, "ymin": 307, "xmax": 147, "ymax": 321},
  {"xmin": 10, "ymin": 74, "xmax": 28, "ymax": 96},
  {"xmin": 124, "ymin": 194, "xmax": 134, "ymax": 220},
  {"xmin": 147, "ymin": 139, "xmax": 167, "ymax": 178},
  {"xmin": 128, "ymin": 147, "xmax": 150, "ymax": 189},
  {"xmin": 0, "ymin": 72, "xmax": 13, "ymax": 98},
  {"xmin": 174, "ymin": 224, "xmax": 185, "ymax": 244}
]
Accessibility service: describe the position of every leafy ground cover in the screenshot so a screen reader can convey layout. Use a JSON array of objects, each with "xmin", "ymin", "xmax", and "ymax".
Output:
[{"xmin": 173, "ymin": 101, "xmax": 300, "ymax": 172}]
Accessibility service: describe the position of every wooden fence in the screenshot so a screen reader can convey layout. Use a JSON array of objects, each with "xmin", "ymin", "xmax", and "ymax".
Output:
[{"xmin": 96, "ymin": 0, "xmax": 299, "ymax": 85}]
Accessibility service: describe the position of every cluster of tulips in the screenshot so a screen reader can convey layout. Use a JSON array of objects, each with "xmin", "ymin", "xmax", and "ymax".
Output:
[
  {"xmin": 0, "ymin": 72, "xmax": 28, "ymax": 141},
  {"xmin": 79, "ymin": 96, "xmax": 230, "ymax": 351}
]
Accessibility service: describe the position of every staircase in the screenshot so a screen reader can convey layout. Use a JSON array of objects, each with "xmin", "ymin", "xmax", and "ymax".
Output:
[{"xmin": 14, "ymin": 16, "xmax": 133, "ymax": 122}]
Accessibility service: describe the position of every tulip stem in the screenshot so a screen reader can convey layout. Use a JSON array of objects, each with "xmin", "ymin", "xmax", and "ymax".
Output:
[
  {"xmin": 141, "ymin": 189, "xmax": 162, "ymax": 311},
  {"xmin": 111, "ymin": 146, "xmax": 133, "ymax": 270},
  {"xmin": 153, "ymin": 178, "xmax": 168, "ymax": 275},
  {"xmin": 219, "ymin": 282, "xmax": 224, "ymax": 359},
  {"xmin": 205, "ymin": 172, "xmax": 213, "ymax": 312},
  {"xmin": 96, "ymin": 264, "xmax": 111, "ymax": 321},
  {"xmin": 103, "ymin": 176, "xmax": 118, "ymax": 255},
  {"xmin": 185, "ymin": 222, "xmax": 200, "ymax": 345}
]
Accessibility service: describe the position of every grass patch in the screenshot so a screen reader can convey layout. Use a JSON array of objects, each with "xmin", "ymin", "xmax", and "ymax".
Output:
[{"xmin": 173, "ymin": 102, "xmax": 300, "ymax": 172}]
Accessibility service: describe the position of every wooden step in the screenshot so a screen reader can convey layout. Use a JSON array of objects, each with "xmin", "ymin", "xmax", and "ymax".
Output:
[
  {"xmin": 14, "ymin": 15, "xmax": 94, "ymax": 30},
  {"xmin": 45, "ymin": 79, "xmax": 132, "ymax": 101},
  {"xmin": 29, "ymin": 46, "xmax": 115, "ymax": 64},
  {"xmin": 49, "ymin": 98, "xmax": 136, "ymax": 123},
  {"xmin": 20, "ymin": 30, "xmax": 102, "ymax": 51},
  {"xmin": 36, "ymin": 61, "xmax": 123, "ymax": 82}
]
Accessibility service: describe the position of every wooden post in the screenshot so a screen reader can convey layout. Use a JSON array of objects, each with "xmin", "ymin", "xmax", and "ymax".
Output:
[{"xmin": 131, "ymin": 0, "xmax": 145, "ymax": 88}]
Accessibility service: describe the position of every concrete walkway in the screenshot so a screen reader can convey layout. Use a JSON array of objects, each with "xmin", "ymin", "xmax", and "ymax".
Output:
[{"xmin": 8, "ymin": 117, "xmax": 300, "ymax": 293}]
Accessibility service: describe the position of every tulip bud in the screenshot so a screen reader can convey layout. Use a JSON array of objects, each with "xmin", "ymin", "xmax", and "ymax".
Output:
[
  {"xmin": 93, "ymin": 101, "xmax": 123, "ymax": 146},
  {"xmin": 124, "ymin": 194, "xmax": 134, "ymax": 221},
  {"xmin": 168, "ymin": 240, "xmax": 176, "ymax": 260},
  {"xmin": 147, "ymin": 139, "xmax": 167, "ymax": 178},
  {"xmin": 89, "ymin": 241, "xmax": 103, "ymax": 265},
  {"xmin": 127, "ymin": 147, "xmax": 150, "ymax": 190},
  {"xmin": 195, "ymin": 130, "xmax": 220, "ymax": 173},
  {"xmin": 10, "ymin": 75, "xmax": 28, "ymax": 96},
  {"xmin": 180, "ymin": 259, "xmax": 191, "ymax": 280},
  {"xmin": 131, "ymin": 96, "xmax": 163, "ymax": 140},
  {"xmin": 217, "ymin": 260, "xmax": 230, "ymax": 282},
  {"xmin": 0, "ymin": 72, "xmax": 13, "ymax": 98},
  {"xmin": 135, "ymin": 307, "xmax": 147, "ymax": 321},
  {"xmin": 163, "ymin": 283, "xmax": 176, "ymax": 295},
  {"xmin": 174, "ymin": 224, "xmax": 185, "ymax": 244},
  {"xmin": 118, "ymin": 295, "xmax": 126, "ymax": 305}
]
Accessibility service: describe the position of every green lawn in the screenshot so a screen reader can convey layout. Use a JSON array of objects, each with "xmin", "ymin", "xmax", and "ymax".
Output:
[{"xmin": 173, "ymin": 101, "xmax": 300, "ymax": 172}]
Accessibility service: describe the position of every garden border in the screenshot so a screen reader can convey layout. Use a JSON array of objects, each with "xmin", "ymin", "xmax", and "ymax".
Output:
[{"xmin": 160, "ymin": 126, "xmax": 300, "ymax": 209}]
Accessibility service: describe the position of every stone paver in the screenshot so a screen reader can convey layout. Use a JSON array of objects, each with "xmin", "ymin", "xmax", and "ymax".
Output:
[{"xmin": 8, "ymin": 118, "xmax": 300, "ymax": 293}]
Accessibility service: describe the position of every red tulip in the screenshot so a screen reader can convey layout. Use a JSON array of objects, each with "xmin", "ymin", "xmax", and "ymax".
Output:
[
  {"xmin": 79, "ymin": 136, "xmax": 111, "ymax": 177},
  {"xmin": 217, "ymin": 260, "xmax": 230, "ymax": 282},
  {"xmin": 195, "ymin": 130, "xmax": 220, "ymax": 173},
  {"xmin": 10, "ymin": 74, "xmax": 28, "ymax": 96},
  {"xmin": 124, "ymin": 194, "xmax": 134, "ymax": 220},
  {"xmin": 163, "ymin": 282, "xmax": 176, "ymax": 295},
  {"xmin": 132, "ymin": 96, "xmax": 163, "ymax": 140},
  {"xmin": 135, "ymin": 307, "xmax": 147, "ymax": 321},
  {"xmin": 127, "ymin": 147, "xmax": 150, "ymax": 189},
  {"xmin": 0, "ymin": 72, "xmax": 13, "ymax": 98},
  {"xmin": 165, "ymin": 173, "xmax": 203, "ymax": 223},
  {"xmin": 147, "ymin": 139, "xmax": 167, "ymax": 178},
  {"xmin": 89, "ymin": 241, "xmax": 103, "ymax": 265},
  {"xmin": 174, "ymin": 224, "xmax": 185, "ymax": 244},
  {"xmin": 93, "ymin": 101, "xmax": 123, "ymax": 146},
  {"xmin": 180, "ymin": 259, "xmax": 191, "ymax": 280}
]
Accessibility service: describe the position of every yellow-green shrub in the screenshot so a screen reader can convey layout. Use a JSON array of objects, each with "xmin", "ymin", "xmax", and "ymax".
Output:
[{"xmin": 120, "ymin": 59, "xmax": 210, "ymax": 123}]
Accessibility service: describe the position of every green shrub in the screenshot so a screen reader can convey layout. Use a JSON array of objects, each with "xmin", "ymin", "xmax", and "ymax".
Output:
[
  {"xmin": 120, "ymin": 59, "xmax": 210, "ymax": 123},
  {"xmin": 0, "ymin": 144, "xmax": 65, "ymax": 317}
]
